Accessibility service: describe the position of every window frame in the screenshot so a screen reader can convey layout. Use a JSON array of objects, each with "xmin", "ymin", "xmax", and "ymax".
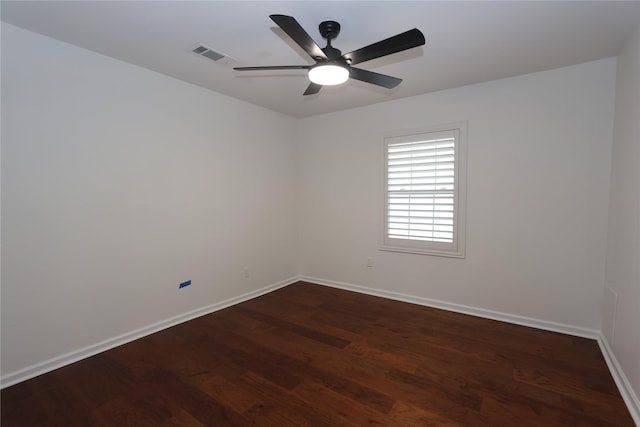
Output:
[{"xmin": 381, "ymin": 121, "xmax": 468, "ymax": 258}]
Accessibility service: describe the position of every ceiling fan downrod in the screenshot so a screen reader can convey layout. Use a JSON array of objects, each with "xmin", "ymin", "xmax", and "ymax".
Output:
[{"xmin": 318, "ymin": 20, "xmax": 343, "ymax": 60}]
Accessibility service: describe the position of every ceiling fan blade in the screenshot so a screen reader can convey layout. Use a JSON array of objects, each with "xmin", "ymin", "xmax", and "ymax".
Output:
[
  {"xmin": 270, "ymin": 14, "xmax": 328, "ymax": 61},
  {"xmin": 234, "ymin": 65, "xmax": 310, "ymax": 71},
  {"xmin": 348, "ymin": 67, "xmax": 402, "ymax": 89},
  {"xmin": 343, "ymin": 28, "xmax": 425, "ymax": 66},
  {"xmin": 303, "ymin": 82, "xmax": 322, "ymax": 96}
]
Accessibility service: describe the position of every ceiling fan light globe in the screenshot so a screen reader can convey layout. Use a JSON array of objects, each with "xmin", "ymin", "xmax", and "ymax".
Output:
[{"xmin": 308, "ymin": 64, "xmax": 349, "ymax": 86}]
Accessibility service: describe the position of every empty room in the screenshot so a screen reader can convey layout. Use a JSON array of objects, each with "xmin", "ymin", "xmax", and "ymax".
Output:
[{"xmin": 1, "ymin": 1, "xmax": 639, "ymax": 425}]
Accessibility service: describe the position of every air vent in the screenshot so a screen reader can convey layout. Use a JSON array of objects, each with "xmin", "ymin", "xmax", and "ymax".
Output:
[{"xmin": 190, "ymin": 43, "xmax": 235, "ymax": 65}]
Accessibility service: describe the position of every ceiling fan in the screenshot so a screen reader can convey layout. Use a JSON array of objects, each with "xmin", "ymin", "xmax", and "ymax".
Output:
[{"xmin": 234, "ymin": 14, "xmax": 426, "ymax": 95}]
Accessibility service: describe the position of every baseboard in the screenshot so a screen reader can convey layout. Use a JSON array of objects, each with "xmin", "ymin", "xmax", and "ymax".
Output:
[
  {"xmin": 300, "ymin": 276, "xmax": 600, "ymax": 339},
  {"xmin": 597, "ymin": 334, "xmax": 640, "ymax": 425},
  {"xmin": 1, "ymin": 276, "xmax": 298, "ymax": 389}
]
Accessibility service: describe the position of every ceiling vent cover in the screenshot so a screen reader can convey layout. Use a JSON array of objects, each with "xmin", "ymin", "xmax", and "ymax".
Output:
[{"xmin": 191, "ymin": 44, "xmax": 235, "ymax": 65}]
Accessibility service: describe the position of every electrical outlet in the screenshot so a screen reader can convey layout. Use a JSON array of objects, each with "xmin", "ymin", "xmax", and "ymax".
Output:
[
  {"xmin": 367, "ymin": 257, "xmax": 373, "ymax": 267},
  {"xmin": 243, "ymin": 267, "xmax": 250, "ymax": 278}
]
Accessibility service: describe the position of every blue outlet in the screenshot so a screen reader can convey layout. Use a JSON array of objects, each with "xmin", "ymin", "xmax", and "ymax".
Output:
[{"xmin": 179, "ymin": 280, "xmax": 192, "ymax": 289}]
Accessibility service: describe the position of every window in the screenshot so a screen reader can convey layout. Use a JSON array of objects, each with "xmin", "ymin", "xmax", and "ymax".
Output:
[{"xmin": 382, "ymin": 122, "xmax": 467, "ymax": 258}]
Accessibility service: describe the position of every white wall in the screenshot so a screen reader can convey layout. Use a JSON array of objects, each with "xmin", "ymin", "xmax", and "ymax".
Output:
[
  {"xmin": 298, "ymin": 58, "xmax": 616, "ymax": 331},
  {"xmin": 1, "ymin": 24, "xmax": 299, "ymax": 378},
  {"xmin": 604, "ymin": 21, "xmax": 640, "ymax": 412}
]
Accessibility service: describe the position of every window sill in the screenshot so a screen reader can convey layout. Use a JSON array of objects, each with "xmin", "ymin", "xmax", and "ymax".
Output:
[{"xmin": 379, "ymin": 244, "xmax": 465, "ymax": 259}]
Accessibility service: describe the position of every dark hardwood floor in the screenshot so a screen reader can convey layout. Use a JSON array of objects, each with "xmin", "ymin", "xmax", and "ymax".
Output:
[{"xmin": 1, "ymin": 281, "xmax": 634, "ymax": 426}]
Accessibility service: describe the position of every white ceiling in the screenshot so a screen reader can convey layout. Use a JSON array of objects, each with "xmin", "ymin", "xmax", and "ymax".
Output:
[{"xmin": 3, "ymin": 1, "xmax": 640, "ymax": 118}]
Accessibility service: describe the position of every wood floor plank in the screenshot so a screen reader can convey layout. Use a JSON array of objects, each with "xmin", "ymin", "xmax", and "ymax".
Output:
[
  {"xmin": 1, "ymin": 281, "xmax": 634, "ymax": 426},
  {"xmin": 387, "ymin": 400, "xmax": 476, "ymax": 427},
  {"xmin": 291, "ymin": 379, "xmax": 396, "ymax": 427},
  {"xmin": 208, "ymin": 310, "xmax": 398, "ymax": 415},
  {"xmin": 235, "ymin": 371, "xmax": 344, "ymax": 427},
  {"xmin": 234, "ymin": 305, "xmax": 351, "ymax": 348},
  {"xmin": 143, "ymin": 368, "xmax": 250, "ymax": 426}
]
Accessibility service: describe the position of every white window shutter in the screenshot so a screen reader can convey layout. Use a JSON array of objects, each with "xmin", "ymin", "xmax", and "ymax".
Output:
[{"xmin": 383, "ymin": 123, "xmax": 467, "ymax": 258}]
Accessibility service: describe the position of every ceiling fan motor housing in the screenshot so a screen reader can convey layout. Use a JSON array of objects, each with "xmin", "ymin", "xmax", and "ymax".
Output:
[{"xmin": 319, "ymin": 21, "xmax": 341, "ymax": 41}]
